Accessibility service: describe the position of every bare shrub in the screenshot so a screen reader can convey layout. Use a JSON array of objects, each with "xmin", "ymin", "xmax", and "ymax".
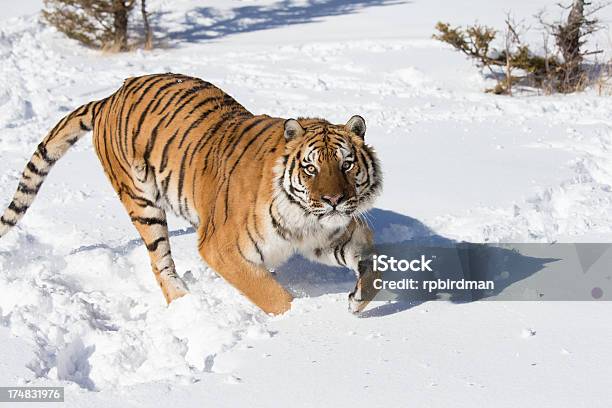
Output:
[{"xmin": 434, "ymin": 1, "xmax": 609, "ymax": 95}]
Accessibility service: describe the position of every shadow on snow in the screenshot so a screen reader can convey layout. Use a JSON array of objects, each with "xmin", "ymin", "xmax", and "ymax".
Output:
[
  {"xmin": 152, "ymin": 0, "xmax": 406, "ymax": 44},
  {"xmin": 70, "ymin": 208, "xmax": 555, "ymax": 318}
]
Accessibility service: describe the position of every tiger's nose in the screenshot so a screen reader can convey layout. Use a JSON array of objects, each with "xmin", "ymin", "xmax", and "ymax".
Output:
[{"xmin": 322, "ymin": 194, "xmax": 344, "ymax": 206}]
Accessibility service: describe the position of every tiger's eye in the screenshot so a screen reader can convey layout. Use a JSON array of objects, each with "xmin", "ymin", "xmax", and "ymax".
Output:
[
  {"xmin": 342, "ymin": 162, "xmax": 354, "ymax": 171},
  {"xmin": 305, "ymin": 165, "xmax": 317, "ymax": 175}
]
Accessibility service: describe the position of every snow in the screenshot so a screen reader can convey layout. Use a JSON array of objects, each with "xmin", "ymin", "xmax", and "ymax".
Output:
[{"xmin": 1, "ymin": 0, "xmax": 612, "ymax": 406}]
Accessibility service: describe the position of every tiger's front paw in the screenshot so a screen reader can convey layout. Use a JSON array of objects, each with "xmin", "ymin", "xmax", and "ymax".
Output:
[
  {"xmin": 348, "ymin": 262, "xmax": 381, "ymax": 314},
  {"xmin": 348, "ymin": 291, "xmax": 369, "ymax": 314}
]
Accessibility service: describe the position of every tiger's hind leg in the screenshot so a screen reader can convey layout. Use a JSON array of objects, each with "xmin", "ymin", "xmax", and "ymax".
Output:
[
  {"xmin": 115, "ymin": 163, "xmax": 188, "ymax": 304},
  {"xmin": 124, "ymin": 196, "xmax": 188, "ymax": 303}
]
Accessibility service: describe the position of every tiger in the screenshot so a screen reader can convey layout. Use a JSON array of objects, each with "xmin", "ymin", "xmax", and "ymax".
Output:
[{"xmin": 0, "ymin": 73, "xmax": 382, "ymax": 315}]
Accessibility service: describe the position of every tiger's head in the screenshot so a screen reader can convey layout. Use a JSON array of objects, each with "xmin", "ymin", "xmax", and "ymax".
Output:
[{"xmin": 276, "ymin": 115, "xmax": 382, "ymax": 227}]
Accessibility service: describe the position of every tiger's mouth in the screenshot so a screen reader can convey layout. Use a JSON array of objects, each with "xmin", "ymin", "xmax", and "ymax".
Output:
[
  {"xmin": 308, "ymin": 196, "xmax": 363, "ymax": 219},
  {"xmin": 308, "ymin": 205, "xmax": 350, "ymax": 220},
  {"xmin": 318, "ymin": 210, "xmax": 352, "ymax": 227},
  {"xmin": 319, "ymin": 205, "xmax": 357, "ymax": 219},
  {"xmin": 322, "ymin": 209, "xmax": 345, "ymax": 218}
]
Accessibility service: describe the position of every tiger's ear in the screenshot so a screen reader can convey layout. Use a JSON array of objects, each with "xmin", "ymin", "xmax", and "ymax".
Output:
[
  {"xmin": 345, "ymin": 115, "xmax": 366, "ymax": 139},
  {"xmin": 284, "ymin": 119, "xmax": 305, "ymax": 141}
]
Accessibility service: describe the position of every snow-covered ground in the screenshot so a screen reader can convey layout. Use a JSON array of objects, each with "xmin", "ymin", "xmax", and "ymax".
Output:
[{"xmin": 1, "ymin": 1, "xmax": 612, "ymax": 406}]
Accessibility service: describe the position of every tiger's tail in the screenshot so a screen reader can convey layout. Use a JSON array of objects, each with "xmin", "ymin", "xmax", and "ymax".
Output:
[{"xmin": 0, "ymin": 100, "xmax": 104, "ymax": 238}]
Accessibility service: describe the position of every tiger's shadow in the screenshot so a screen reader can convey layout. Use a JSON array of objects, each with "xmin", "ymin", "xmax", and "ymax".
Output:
[{"xmin": 276, "ymin": 208, "xmax": 558, "ymax": 318}]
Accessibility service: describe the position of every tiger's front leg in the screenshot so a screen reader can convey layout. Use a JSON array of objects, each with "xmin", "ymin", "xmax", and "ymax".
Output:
[
  {"xmin": 197, "ymin": 229, "xmax": 293, "ymax": 315},
  {"xmin": 348, "ymin": 256, "xmax": 381, "ymax": 314},
  {"xmin": 306, "ymin": 220, "xmax": 380, "ymax": 314}
]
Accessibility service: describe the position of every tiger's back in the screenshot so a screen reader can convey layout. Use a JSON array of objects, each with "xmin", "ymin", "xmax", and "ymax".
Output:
[{"xmin": 95, "ymin": 73, "xmax": 283, "ymax": 228}]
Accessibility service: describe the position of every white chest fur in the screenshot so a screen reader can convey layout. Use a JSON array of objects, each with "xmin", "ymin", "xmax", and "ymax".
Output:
[{"xmin": 261, "ymin": 192, "xmax": 351, "ymax": 269}]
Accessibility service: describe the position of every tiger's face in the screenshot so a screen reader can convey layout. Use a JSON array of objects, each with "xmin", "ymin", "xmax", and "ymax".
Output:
[{"xmin": 278, "ymin": 116, "xmax": 381, "ymax": 227}]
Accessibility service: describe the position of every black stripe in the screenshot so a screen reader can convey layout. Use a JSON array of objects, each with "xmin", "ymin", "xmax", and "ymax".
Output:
[
  {"xmin": 161, "ymin": 171, "xmax": 172, "ymax": 199},
  {"xmin": 131, "ymin": 78, "xmax": 181, "ymax": 153},
  {"xmin": 92, "ymin": 99, "xmax": 105, "ymax": 119},
  {"xmin": 157, "ymin": 249, "xmax": 172, "ymax": 262},
  {"xmin": 159, "ymin": 130, "xmax": 178, "ymax": 173},
  {"xmin": 246, "ymin": 228, "xmax": 265, "ymax": 263},
  {"xmin": 149, "ymin": 81, "xmax": 184, "ymax": 114},
  {"xmin": 176, "ymin": 148, "xmax": 189, "ymax": 218},
  {"xmin": 252, "ymin": 133, "xmax": 273, "ymax": 158},
  {"xmin": 154, "ymin": 88, "xmax": 181, "ymax": 115},
  {"xmin": 187, "ymin": 96, "xmax": 221, "ymax": 116},
  {"xmin": 131, "ymin": 216, "xmax": 167, "ymax": 226},
  {"xmin": 8, "ymin": 201, "xmax": 27, "ymax": 214},
  {"xmin": 177, "ymin": 108, "xmax": 217, "ymax": 149},
  {"xmin": 46, "ymin": 116, "xmax": 71, "ymax": 142},
  {"xmin": 334, "ymin": 246, "xmax": 345, "ymax": 267},
  {"xmin": 226, "ymin": 121, "xmax": 276, "ymax": 177},
  {"xmin": 126, "ymin": 74, "xmax": 166, "ymax": 97},
  {"xmin": 200, "ymin": 112, "xmax": 246, "ymax": 174},
  {"xmin": 236, "ymin": 242, "xmax": 256, "ymax": 265},
  {"xmin": 195, "ymin": 112, "xmax": 256, "ymax": 169},
  {"xmin": 123, "ymin": 76, "xmax": 171, "ymax": 155},
  {"xmin": 123, "ymin": 189, "xmax": 156, "ymax": 208},
  {"xmin": 164, "ymin": 84, "xmax": 213, "ymax": 127},
  {"xmin": 115, "ymin": 86, "xmax": 133, "ymax": 164},
  {"xmin": 269, "ymin": 204, "xmax": 289, "ymax": 240},
  {"xmin": 73, "ymin": 104, "xmax": 90, "ymax": 118},
  {"xmin": 0, "ymin": 216, "xmax": 16, "ymax": 226},
  {"xmin": 338, "ymin": 230, "xmax": 354, "ymax": 266},
  {"xmin": 26, "ymin": 162, "xmax": 48, "ymax": 177},
  {"xmin": 281, "ymin": 181, "xmax": 310, "ymax": 212},
  {"xmin": 146, "ymin": 237, "xmax": 167, "ymax": 252},
  {"xmin": 79, "ymin": 120, "xmax": 91, "ymax": 131},
  {"xmin": 66, "ymin": 136, "xmax": 79, "ymax": 146},
  {"xmin": 143, "ymin": 115, "xmax": 166, "ymax": 163},
  {"xmin": 215, "ymin": 112, "xmax": 254, "ymax": 159},
  {"xmin": 222, "ymin": 94, "xmax": 239, "ymax": 106},
  {"xmin": 218, "ymin": 117, "xmax": 270, "ymax": 225},
  {"xmin": 222, "ymin": 181, "xmax": 232, "ymax": 223},
  {"xmin": 18, "ymin": 182, "xmax": 40, "ymax": 195},
  {"xmin": 99, "ymin": 123, "xmax": 122, "ymax": 188},
  {"xmin": 158, "ymin": 264, "xmax": 172, "ymax": 274},
  {"xmin": 36, "ymin": 144, "xmax": 56, "ymax": 164},
  {"xmin": 251, "ymin": 212, "xmax": 264, "ymax": 240},
  {"xmin": 358, "ymin": 149, "xmax": 371, "ymax": 172},
  {"xmin": 284, "ymin": 158, "xmax": 309, "ymax": 204}
]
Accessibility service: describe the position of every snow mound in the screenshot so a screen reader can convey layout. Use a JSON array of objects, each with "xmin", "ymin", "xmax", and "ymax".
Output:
[{"xmin": 0, "ymin": 229, "xmax": 267, "ymax": 389}]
